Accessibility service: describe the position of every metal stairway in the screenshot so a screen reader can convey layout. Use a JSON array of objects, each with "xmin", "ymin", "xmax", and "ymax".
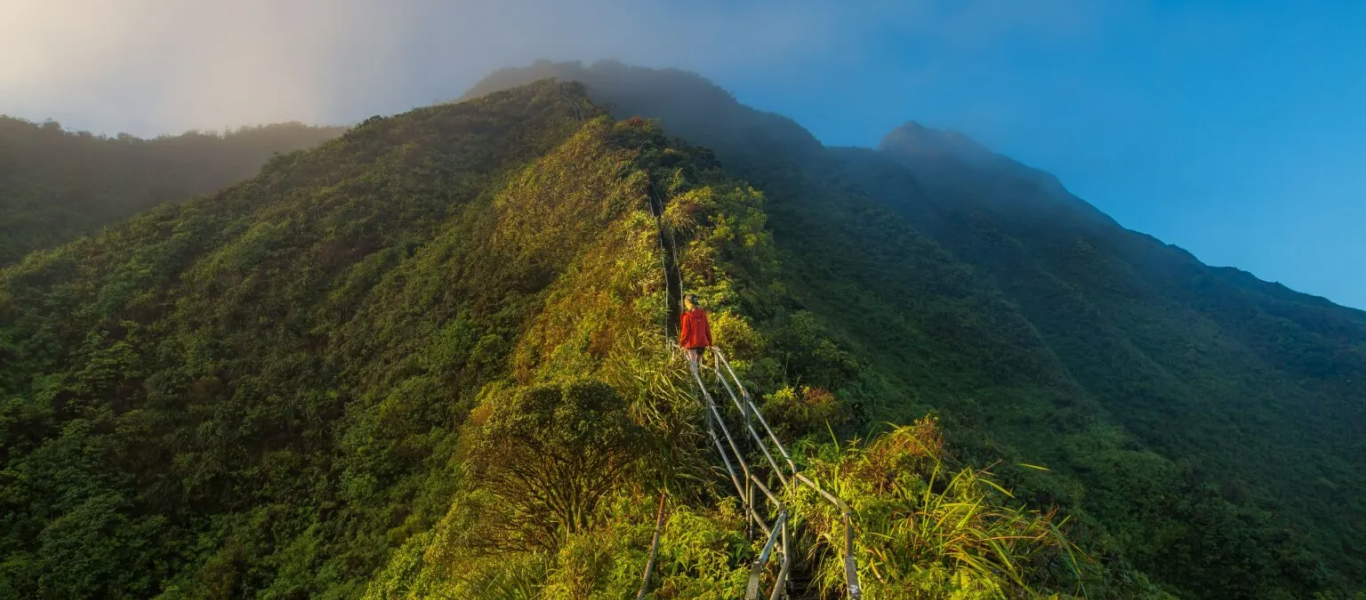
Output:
[
  {"xmin": 688, "ymin": 348, "xmax": 863, "ymax": 600},
  {"xmin": 638, "ymin": 166, "xmax": 861, "ymax": 598}
]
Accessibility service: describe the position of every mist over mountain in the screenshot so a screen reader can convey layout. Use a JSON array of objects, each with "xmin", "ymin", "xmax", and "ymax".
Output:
[
  {"xmin": 0, "ymin": 61, "xmax": 1361, "ymax": 600},
  {"xmin": 0, "ymin": 117, "xmax": 344, "ymax": 265}
]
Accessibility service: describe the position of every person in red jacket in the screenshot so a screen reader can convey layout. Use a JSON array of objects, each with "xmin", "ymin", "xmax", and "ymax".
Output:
[{"xmin": 679, "ymin": 294, "xmax": 713, "ymax": 365}]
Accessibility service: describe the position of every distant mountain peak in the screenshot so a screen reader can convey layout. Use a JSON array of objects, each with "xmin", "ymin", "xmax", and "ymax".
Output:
[
  {"xmin": 460, "ymin": 60, "xmax": 825, "ymax": 160},
  {"xmin": 878, "ymin": 121, "xmax": 994, "ymax": 163}
]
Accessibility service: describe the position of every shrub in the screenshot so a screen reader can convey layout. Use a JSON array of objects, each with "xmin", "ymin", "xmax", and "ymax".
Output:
[
  {"xmin": 465, "ymin": 380, "xmax": 651, "ymax": 553},
  {"xmin": 789, "ymin": 417, "xmax": 1093, "ymax": 600}
]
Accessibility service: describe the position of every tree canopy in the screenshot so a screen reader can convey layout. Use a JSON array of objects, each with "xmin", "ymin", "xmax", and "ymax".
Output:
[
  {"xmin": 0, "ymin": 70, "xmax": 1361, "ymax": 599},
  {"xmin": 0, "ymin": 116, "xmax": 344, "ymax": 266}
]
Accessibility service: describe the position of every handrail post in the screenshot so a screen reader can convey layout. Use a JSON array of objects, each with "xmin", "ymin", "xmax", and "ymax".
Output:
[
  {"xmin": 746, "ymin": 476, "xmax": 755, "ymax": 540},
  {"xmin": 746, "ymin": 512, "xmax": 786, "ymax": 600},
  {"xmin": 844, "ymin": 511, "xmax": 862, "ymax": 599},
  {"xmin": 635, "ymin": 491, "xmax": 668, "ymax": 600},
  {"xmin": 769, "ymin": 514, "xmax": 790, "ymax": 600}
]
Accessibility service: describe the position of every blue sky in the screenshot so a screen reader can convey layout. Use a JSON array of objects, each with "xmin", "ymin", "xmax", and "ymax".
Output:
[
  {"xmin": 4, "ymin": 0, "xmax": 1363, "ymax": 308},
  {"xmin": 713, "ymin": 1, "xmax": 1366, "ymax": 309}
]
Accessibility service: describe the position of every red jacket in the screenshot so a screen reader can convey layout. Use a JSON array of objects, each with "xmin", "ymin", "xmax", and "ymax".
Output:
[{"xmin": 680, "ymin": 309, "xmax": 713, "ymax": 349}]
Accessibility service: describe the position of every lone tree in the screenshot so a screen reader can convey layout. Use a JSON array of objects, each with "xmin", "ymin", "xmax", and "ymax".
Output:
[{"xmin": 467, "ymin": 380, "xmax": 650, "ymax": 553}]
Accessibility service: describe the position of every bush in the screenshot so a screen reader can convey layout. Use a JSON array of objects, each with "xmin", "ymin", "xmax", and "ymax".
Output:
[
  {"xmin": 789, "ymin": 417, "xmax": 1096, "ymax": 600},
  {"xmin": 465, "ymin": 380, "xmax": 652, "ymax": 553}
]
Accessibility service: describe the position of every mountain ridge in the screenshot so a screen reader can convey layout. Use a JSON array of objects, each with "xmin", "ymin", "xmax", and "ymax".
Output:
[
  {"xmin": 0, "ymin": 63, "xmax": 1361, "ymax": 599},
  {"xmin": 0, "ymin": 115, "xmax": 345, "ymax": 266},
  {"xmin": 0, "ymin": 79, "xmax": 1137, "ymax": 599},
  {"xmin": 461, "ymin": 62, "xmax": 1365, "ymax": 598}
]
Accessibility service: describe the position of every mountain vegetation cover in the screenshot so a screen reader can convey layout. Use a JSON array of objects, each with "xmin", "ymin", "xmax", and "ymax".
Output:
[
  {"xmin": 0, "ymin": 64, "xmax": 1361, "ymax": 600},
  {"xmin": 469, "ymin": 61, "xmax": 1366, "ymax": 599},
  {"xmin": 0, "ymin": 116, "xmax": 344, "ymax": 266}
]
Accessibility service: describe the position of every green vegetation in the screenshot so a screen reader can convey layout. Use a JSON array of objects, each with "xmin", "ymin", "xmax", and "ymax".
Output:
[
  {"xmin": 0, "ymin": 80, "xmax": 1147, "ymax": 599},
  {"xmin": 790, "ymin": 418, "xmax": 1108, "ymax": 599},
  {"xmin": 2, "ymin": 63, "xmax": 1362, "ymax": 599},
  {"xmin": 468, "ymin": 62, "xmax": 1366, "ymax": 599},
  {"xmin": 0, "ymin": 115, "xmax": 343, "ymax": 265},
  {"xmin": 0, "ymin": 83, "xmax": 605, "ymax": 597},
  {"xmin": 463, "ymin": 381, "xmax": 651, "ymax": 553}
]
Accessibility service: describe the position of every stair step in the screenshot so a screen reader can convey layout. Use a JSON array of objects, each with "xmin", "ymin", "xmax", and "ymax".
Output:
[{"xmin": 787, "ymin": 571, "xmax": 825, "ymax": 600}]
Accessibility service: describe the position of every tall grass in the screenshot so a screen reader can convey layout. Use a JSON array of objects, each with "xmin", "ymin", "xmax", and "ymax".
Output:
[{"xmin": 787, "ymin": 417, "xmax": 1095, "ymax": 600}]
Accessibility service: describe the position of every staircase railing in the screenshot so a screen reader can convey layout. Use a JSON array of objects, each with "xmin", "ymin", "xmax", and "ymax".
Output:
[
  {"xmin": 708, "ymin": 348, "xmax": 864, "ymax": 600},
  {"xmin": 691, "ymin": 358, "xmax": 792, "ymax": 600}
]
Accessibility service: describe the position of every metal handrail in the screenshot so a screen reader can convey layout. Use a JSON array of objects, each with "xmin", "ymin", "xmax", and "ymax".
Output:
[
  {"xmin": 694, "ymin": 364, "xmax": 764, "ymax": 514},
  {"xmin": 747, "ymin": 511, "xmax": 787, "ymax": 599},
  {"xmin": 713, "ymin": 364, "xmax": 791, "ymax": 488},
  {"xmin": 690, "ymin": 358, "xmax": 791, "ymax": 600},
  {"xmin": 712, "ymin": 348, "xmax": 864, "ymax": 600}
]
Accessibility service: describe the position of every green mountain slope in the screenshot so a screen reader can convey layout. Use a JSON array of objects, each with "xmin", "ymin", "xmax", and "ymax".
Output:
[
  {"xmin": 4, "ymin": 63, "xmax": 1361, "ymax": 598},
  {"xmin": 0, "ymin": 83, "xmax": 618, "ymax": 598},
  {"xmin": 1, "ymin": 81, "xmax": 1155, "ymax": 599},
  {"xmin": 866, "ymin": 123, "xmax": 1366, "ymax": 595},
  {"xmin": 465, "ymin": 61, "xmax": 1366, "ymax": 599},
  {"xmin": 0, "ymin": 116, "xmax": 344, "ymax": 265}
]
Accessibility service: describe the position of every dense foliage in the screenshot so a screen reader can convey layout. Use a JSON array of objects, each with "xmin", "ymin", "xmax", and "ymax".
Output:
[
  {"xmin": 1, "ymin": 81, "xmax": 1145, "ymax": 598},
  {"xmin": 0, "ymin": 83, "xmax": 603, "ymax": 597},
  {"xmin": 790, "ymin": 418, "xmax": 1100, "ymax": 599},
  {"xmin": 469, "ymin": 61, "xmax": 1366, "ymax": 599},
  {"xmin": 464, "ymin": 381, "xmax": 651, "ymax": 554},
  {"xmin": 4, "ymin": 63, "xmax": 1362, "ymax": 598},
  {"xmin": 0, "ymin": 116, "xmax": 344, "ymax": 265}
]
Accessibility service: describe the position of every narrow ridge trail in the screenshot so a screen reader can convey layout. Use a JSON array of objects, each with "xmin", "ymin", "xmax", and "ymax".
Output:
[{"xmin": 636, "ymin": 151, "xmax": 861, "ymax": 599}]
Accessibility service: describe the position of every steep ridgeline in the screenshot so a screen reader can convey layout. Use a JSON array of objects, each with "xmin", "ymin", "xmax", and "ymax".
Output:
[
  {"xmin": 466, "ymin": 61, "xmax": 1366, "ymax": 599},
  {"xmin": 0, "ymin": 116, "xmax": 345, "ymax": 265},
  {"xmin": 0, "ymin": 83, "xmax": 651, "ymax": 598},
  {"xmin": 1, "ymin": 81, "xmax": 1158, "ymax": 599},
  {"xmin": 862, "ymin": 123, "xmax": 1366, "ymax": 596}
]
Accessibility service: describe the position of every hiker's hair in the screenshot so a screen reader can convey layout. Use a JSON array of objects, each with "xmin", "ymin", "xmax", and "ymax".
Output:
[{"xmin": 685, "ymin": 294, "xmax": 700, "ymax": 308}]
